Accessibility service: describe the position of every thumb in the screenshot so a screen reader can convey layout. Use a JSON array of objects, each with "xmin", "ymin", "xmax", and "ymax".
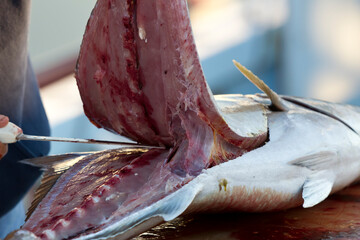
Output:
[
  {"xmin": 0, "ymin": 115, "xmax": 9, "ymax": 128},
  {"xmin": 0, "ymin": 143, "xmax": 8, "ymax": 159}
]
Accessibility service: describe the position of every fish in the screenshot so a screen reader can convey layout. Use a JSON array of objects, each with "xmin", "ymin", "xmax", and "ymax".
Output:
[{"xmin": 5, "ymin": 0, "xmax": 360, "ymax": 239}]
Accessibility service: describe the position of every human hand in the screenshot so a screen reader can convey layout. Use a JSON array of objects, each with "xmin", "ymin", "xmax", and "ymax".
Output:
[{"xmin": 0, "ymin": 115, "xmax": 9, "ymax": 159}]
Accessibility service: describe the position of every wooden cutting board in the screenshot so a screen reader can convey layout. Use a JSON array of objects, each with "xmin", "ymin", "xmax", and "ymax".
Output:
[{"xmin": 135, "ymin": 183, "xmax": 360, "ymax": 239}]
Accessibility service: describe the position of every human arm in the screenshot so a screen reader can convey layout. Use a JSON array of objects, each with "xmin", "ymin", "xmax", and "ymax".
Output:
[{"xmin": 0, "ymin": 0, "xmax": 50, "ymax": 219}]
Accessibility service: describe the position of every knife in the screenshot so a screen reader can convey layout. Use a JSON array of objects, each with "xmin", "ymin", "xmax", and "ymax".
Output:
[{"xmin": 0, "ymin": 122, "xmax": 164, "ymax": 149}]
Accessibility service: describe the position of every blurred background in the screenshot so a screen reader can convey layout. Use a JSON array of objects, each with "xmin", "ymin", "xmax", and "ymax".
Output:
[{"xmin": 29, "ymin": 0, "xmax": 360, "ymax": 155}]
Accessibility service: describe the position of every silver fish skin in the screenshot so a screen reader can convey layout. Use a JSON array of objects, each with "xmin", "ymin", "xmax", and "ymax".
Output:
[
  {"xmin": 6, "ymin": 94, "xmax": 360, "ymax": 240},
  {"xmin": 189, "ymin": 95, "xmax": 360, "ymax": 212},
  {"xmin": 80, "ymin": 95, "xmax": 360, "ymax": 240}
]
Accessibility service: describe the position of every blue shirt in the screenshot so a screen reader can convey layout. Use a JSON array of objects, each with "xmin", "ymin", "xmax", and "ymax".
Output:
[{"xmin": 0, "ymin": 0, "xmax": 50, "ymax": 218}]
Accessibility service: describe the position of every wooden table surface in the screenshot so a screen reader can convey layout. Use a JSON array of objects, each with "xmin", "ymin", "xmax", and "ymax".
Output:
[{"xmin": 135, "ymin": 183, "xmax": 360, "ymax": 240}]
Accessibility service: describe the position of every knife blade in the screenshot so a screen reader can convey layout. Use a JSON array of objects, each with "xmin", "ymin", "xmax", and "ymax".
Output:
[{"xmin": 1, "ymin": 122, "xmax": 164, "ymax": 149}]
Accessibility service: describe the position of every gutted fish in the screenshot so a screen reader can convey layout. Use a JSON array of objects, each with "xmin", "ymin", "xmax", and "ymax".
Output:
[{"xmin": 6, "ymin": 0, "xmax": 360, "ymax": 239}]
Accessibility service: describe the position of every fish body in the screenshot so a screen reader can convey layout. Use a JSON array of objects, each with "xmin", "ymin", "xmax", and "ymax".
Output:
[
  {"xmin": 6, "ymin": 0, "xmax": 360, "ymax": 239},
  {"xmin": 7, "ymin": 95, "xmax": 360, "ymax": 240},
  {"xmin": 190, "ymin": 95, "xmax": 360, "ymax": 212}
]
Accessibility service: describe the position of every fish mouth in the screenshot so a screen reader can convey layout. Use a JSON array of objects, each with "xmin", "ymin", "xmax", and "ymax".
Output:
[{"xmin": 20, "ymin": 0, "xmax": 267, "ymax": 239}]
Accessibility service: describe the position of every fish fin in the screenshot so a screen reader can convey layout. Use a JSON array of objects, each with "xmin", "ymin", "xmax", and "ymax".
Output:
[
  {"xmin": 290, "ymin": 151, "xmax": 338, "ymax": 207},
  {"xmin": 21, "ymin": 152, "xmax": 95, "ymax": 173},
  {"xmin": 302, "ymin": 170, "xmax": 335, "ymax": 208},
  {"xmin": 26, "ymin": 170, "xmax": 64, "ymax": 220},
  {"xmin": 290, "ymin": 150, "xmax": 338, "ymax": 171},
  {"xmin": 233, "ymin": 60, "xmax": 288, "ymax": 111}
]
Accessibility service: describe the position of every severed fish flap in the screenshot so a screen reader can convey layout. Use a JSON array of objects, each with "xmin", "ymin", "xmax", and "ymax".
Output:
[
  {"xmin": 75, "ymin": 0, "xmax": 267, "ymax": 150},
  {"xmin": 233, "ymin": 60, "xmax": 288, "ymax": 111},
  {"xmin": 290, "ymin": 150, "xmax": 338, "ymax": 171},
  {"xmin": 302, "ymin": 170, "xmax": 335, "ymax": 208}
]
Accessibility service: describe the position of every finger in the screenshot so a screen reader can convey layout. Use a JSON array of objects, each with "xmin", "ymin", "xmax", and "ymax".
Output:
[
  {"xmin": 0, "ymin": 143, "xmax": 8, "ymax": 159},
  {"xmin": 0, "ymin": 115, "xmax": 9, "ymax": 128}
]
